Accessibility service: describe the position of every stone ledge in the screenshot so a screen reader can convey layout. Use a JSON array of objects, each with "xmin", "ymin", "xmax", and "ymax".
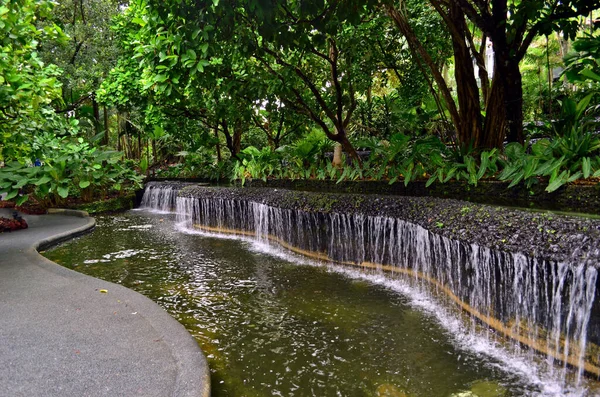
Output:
[
  {"xmin": 238, "ymin": 179, "xmax": 600, "ymax": 215},
  {"xmin": 179, "ymin": 185, "xmax": 600, "ymax": 265}
]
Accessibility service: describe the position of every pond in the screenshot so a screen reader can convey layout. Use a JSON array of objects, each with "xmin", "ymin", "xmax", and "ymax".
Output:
[{"xmin": 44, "ymin": 210, "xmax": 594, "ymax": 396}]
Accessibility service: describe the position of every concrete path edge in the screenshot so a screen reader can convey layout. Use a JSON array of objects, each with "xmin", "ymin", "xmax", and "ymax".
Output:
[{"xmin": 26, "ymin": 209, "xmax": 211, "ymax": 397}]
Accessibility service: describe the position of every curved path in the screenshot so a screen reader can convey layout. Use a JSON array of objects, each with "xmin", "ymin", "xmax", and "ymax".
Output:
[{"xmin": 0, "ymin": 209, "xmax": 210, "ymax": 397}]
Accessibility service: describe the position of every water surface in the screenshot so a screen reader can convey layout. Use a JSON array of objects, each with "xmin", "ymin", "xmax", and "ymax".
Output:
[{"xmin": 44, "ymin": 211, "xmax": 577, "ymax": 396}]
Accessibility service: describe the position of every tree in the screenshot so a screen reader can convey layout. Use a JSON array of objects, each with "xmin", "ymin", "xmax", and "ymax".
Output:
[
  {"xmin": 38, "ymin": 0, "xmax": 123, "ymax": 138},
  {"xmin": 0, "ymin": 0, "xmax": 66, "ymax": 162},
  {"xmin": 385, "ymin": 0, "xmax": 600, "ymax": 148},
  {"xmin": 251, "ymin": 101, "xmax": 306, "ymax": 150},
  {"xmin": 246, "ymin": 0, "xmax": 382, "ymax": 163}
]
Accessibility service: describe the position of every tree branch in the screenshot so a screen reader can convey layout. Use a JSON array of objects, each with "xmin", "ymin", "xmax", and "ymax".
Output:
[
  {"xmin": 55, "ymin": 93, "xmax": 92, "ymax": 113},
  {"xmin": 329, "ymin": 38, "xmax": 344, "ymax": 130},
  {"xmin": 261, "ymin": 46, "xmax": 338, "ymax": 128},
  {"xmin": 453, "ymin": 0, "xmax": 494, "ymax": 38}
]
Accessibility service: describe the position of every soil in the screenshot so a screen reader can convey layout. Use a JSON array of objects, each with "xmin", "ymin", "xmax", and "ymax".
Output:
[
  {"xmin": 0, "ymin": 197, "xmax": 46, "ymax": 215},
  {"xmin": 0, "ymin": 192, "xmax": 131, "ymax": 215}
]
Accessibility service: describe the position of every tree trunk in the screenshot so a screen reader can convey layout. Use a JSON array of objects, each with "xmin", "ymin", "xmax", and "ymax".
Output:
[
  {"xmin": 482, "ymin": 73, "xmax": 507, "ymax": 148},
  {"xmin": 214, "ymin": 128, "xmax": 221, "ymax": 162},
  {"xmin": 449, "ymin": 3, "xmax": 483, "ymax": 147},
  {"xmin": 385, "ymin": 4, "xmax": 462, "ymax": 136},
  {"xmin": 116, "ymin": 112, "xmax": 122, "ymax": 151},
  {"xmin": 221, "ymin": 120, "xmax": 240, "ymax": 160},
  {"xmin": 233, "ymin": 119, "xmax": 243, "ymax": 156},
  {"xmin": 103, "ymin": 105, "xmax": 109, "ymax": 145},
  {"xmin": 505, "ymin": 61, "xmax": 525, "ymax": 144},
  {"xmin": 92, "ymin": 95, "xmax": 101, "ymax": 137},
  {"xmin": 332, "ymin": 143, "xmax": 343, "ymax": 168},
  {"xmin": 332, "ymin": 126, "xmax": 360, "ymax": 166}
]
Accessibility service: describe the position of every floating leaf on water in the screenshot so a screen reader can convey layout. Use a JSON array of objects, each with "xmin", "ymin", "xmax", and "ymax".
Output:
[{"xmin": 99, "ymin": 289, "xmax": 108, "ymax": 293}]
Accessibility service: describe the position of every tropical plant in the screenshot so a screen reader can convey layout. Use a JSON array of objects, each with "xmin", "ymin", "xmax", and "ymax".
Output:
[
  {"xmin": 498, "ymin": 95, "xmax": 600, "ymax": 193},
  {"xmin": 0, "ymin": 133, "xmax": 143, "ymax": 206}
]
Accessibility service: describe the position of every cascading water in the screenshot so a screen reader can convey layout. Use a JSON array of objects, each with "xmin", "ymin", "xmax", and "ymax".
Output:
[
  {"xmin": 141, "ymin": 183, "xmax": 600, "ymax": 392},
  {"xmin": 139, "ymin": 181, "xmax": 180, "ymax": 212}
]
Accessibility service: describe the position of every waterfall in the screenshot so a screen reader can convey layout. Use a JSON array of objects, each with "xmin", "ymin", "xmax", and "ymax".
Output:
[
  {"xmin": 139, "ymin": 182, "xmax": 180, "ymax": 212},
  {"xmin": 143, "ymin": 183, "xmax": 600, "ymax": 385}
]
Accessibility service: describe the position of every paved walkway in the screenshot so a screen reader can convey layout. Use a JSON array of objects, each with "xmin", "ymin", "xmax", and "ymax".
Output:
[{"xmin": 0, "ymin": 209, "xmax": 210, "ymax": 397}]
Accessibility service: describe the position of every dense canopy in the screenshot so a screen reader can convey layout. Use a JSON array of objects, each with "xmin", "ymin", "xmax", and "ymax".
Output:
[{"xmin": 1, "ymin": 0, "xmax": 600, "ymax": 206}]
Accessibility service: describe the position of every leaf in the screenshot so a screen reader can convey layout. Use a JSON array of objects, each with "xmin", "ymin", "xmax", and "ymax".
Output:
[
  {"xmin": 477, "ymin": 152, "xmax": 489, "ymax": 180},
  {"xmin": 567, "ymin": 171, "xmax": 582, "ymax": 183},
  {"xmin": 582, "ymin": 157, "xmax": 591, "ymax": 179},
  {"xmin": 14, "ymin": 178, "xmax": 30, "ymax": 189},
  {"xmin": 336, "ymin": 168, "xmax": 349, "ymax": 184},
  {"xmin": 576, "ymin": 93, "xmax": 594, "ymax": 121},
  {"xmin": 15, "ymin": 195, "xmax": 29, "ymax": 206},
  {"xmin": 79, "ymin": 180, "xmax": 91, "ymax": 189},
  {"xmin": 132, "ymin": 17, "xmax": 146, "ymax": 27},
  {"xmin": 581, "ymin": 69, "xmax": 600, "ymax": 83},
  {"xmin": 443, "ymin": 167, "xmax": 457, "ymax": 183},
  {"xmin": 536, "ymin": 156, "xmax": 565, "ymax": 176},
  {"xmin": 5, "ymin": 190, "xmax": 18, "ymax": 200},
  {"xmin": 426, "ymin": 173, "xmax": 438, "ymax": 187},
  {"xmin": 507, "ymin": 172, "xmax": 524, "ymax": 189},
  {"xmin": 57, "ymin": 186, "xmax": 69, "ymax": 198},
  {"xmin": 523, "ymin": 157, "xmax": 539, "ymax": 179},
  {"xmin": 546, "ymin": 170, "xmax": 568, "ymax": 193},
  {"xmin": 34, "ymin": 176, "xmax": 52, "ymax": 186}
]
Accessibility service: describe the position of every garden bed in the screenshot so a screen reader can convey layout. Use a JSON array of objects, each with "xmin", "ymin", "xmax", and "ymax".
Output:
[
  {"xmin": 0, "ymin": 193, "xmax": 136, "ymax": 215},
  {"xmin": 0, "ymin": 214, "xmax": 28, "ymax": 233}
]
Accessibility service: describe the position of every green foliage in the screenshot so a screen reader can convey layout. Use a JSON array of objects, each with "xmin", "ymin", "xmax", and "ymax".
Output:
[
  {"xmin": 73, "ymin": 194, "xmax": 136, "ymax": 214},
  {"xmin": 233, "ymin": 146, "xmax": 281, "ymax": 183},
  {"xmin": 232, "ymin": 130, "xmax": 334, "ymax": 184},
  {"xmin": 0, "ymin": 0, "xmax": 66, "ymax": 161},
  {"xmin": 38, "ymin": 0, "xmax": 122, "ymax": 106},
  {"xmin": 0, "ymin": 133, "xmax": 143, "ymax": 206},
  {"xmin": 564, "ymin": 32, "xmax": 600, "ymax": 84},
  {"xmin": 155, "ymin": 148, "xmax": 233, "ymax": 181},
  {"xmin": 499, "ymin": 95, "xmax": 600, "ymax": 193}
]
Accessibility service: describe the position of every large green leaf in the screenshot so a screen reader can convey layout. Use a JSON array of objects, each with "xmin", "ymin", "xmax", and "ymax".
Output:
[
  {"xmin": 79, "ymin": 180, "xmax": 91, "ymax": 189},
  {"xmin": 13, "ymin": 178, "xmax": 31, "ymax": 189},
  {"xmin": 5, "ymin": 190, "xmax": 18, "ymax": 200},
  {"xmin": 57, "ymin": 185, "xmax": 69, "ymax": 199},
  {"xmin": 15, "ymin": 195, "xmax": 29, "ymax": 206},
  {"xmin": 34, "ymin": 176, "xmax": 52, "ymax": 186},
  {"xmin": 582, "ymin": 157, "xmax": 591, "ymax": 179},
  {"xmin": 546, "ymin": 170, "xmax": 569, "ymax": 193}
]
